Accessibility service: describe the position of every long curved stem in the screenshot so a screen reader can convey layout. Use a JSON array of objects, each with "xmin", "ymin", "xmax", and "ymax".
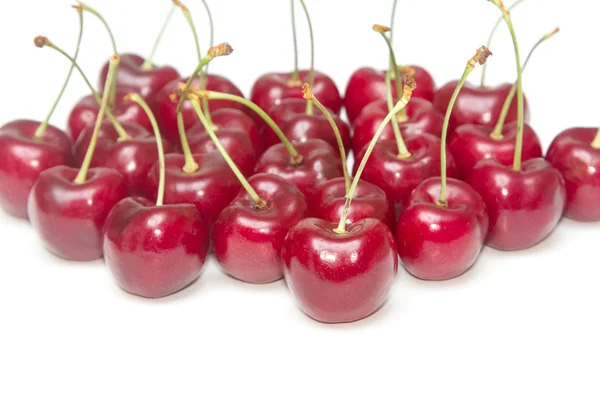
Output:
[
  {"xmin": 34, "ymin": 9, "xmax": 84, "ymax": 139},
  {"xmin": 592, "ymin": 128, "xmax": 600, "ymax": 149},
  {"xmin": 480, "ymin": 0, "xmax": 527, "ymax": 88},
  {"xmin": 298, "ymin": 0, "xmax": 315, "ymax": 115},
  {"xmin": 386, "ymin": 68, "xmax": 410, "ymax": 158},
  {"xmin": 290, "ymin": 0, "xmax": 299, "ymax": 82},
  {"xmin": 174, "ymin": 0, "xmax": 202, "ymax": 64},
  {"xmin": 390, "ymin": 0, "xmax": 398, "ymax": 45},
  {"xmin": 199, "ymin": 0, "xmax": 215, "ymax": 128},
  {"xmin": 35, "ymin": 37, "xmax": 130, "ymax": 140},
  {"xmin": 333, "ymin": 77, "xmax": 416, "ymax": 234},
  {"xmin": 74, "ymin": 55, "xmax": 119, "ymax": 184},
  {"xmin": 126, "ymin": 94, "xmax": 166, "ymax": 206},
  {"xmin": 141, "ymin": 5, "xmax": 176, "ymax": 71},
  {"xmin": 374, "ymin": 25, "xmax": 407, "ymax": 121},
  {"xmin": 490, "ymin": 27, "xmax": 559, "ymax": 140},
  {"xmin": 190, "ymin": 98, "xmax": 266, "ymax": 208},
  {"xmin": 303, "ymin": 84, "xmax": 350, "ymax": 194}
]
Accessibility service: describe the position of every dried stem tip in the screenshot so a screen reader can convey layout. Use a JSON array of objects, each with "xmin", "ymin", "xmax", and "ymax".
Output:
[
  {"xmin": 301, "ymin": 83, "xmax": 314, "ymax": 100},
  {"xmin": 123, "ymin": 93, "xmax": 136, "ymax": 102},
  {"xmin": 169, "ymin": 93, "xmax": 178, "ymax": 104},
  {"xmin": 469, "ymin": 46, "xmax": 493, "ymax": 67},
  {"xmin": 34, "ymin": 36, "xmax": 50, "ymax": 48},
  {"xmin": 403, "ymin": 75, "xmax": 417, "ymax": 91},
  {"xmin": 490, "ymin": 0, "xmax": 507, "ymax": 10},
  {"xmin": 207, "ymin": 42, "xmax": 233, "ymax": 57},
  {"xmin": 546, "ymin": 27, "xmax": 560, "ymax": 39},
  {"xmin": 373, "ymin": 24, "xmax": 391, "ymax": 33},
  {"xmin": 172, "ymin": 0, "xmax": 188, "ymax": 11}
]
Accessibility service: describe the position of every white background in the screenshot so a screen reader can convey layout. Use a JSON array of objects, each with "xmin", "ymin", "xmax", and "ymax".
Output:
[{"xmin": 1, "ymin": 0, "xmax": 599, "ymax": 399}]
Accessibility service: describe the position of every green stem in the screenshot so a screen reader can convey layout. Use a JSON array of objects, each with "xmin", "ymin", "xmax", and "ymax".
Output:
[
  {"xmin": 385, "ymin": 69, "xmax": 410, "ymax": 158},
  {"xmin": 74, "ymin": 55, "xmax": 119, "ymax": 184},
  {"xmin": 298, "ymin": 0, "xmax": 315, "ymax": 115},
  {"xmin": 39, "ymin": 39, "xmax": 130, "ymax": 140},
  {"xmin": 480, "ymin": 0, "xmax": 526, "ymax": 88},
  {"xmin": 34, "ymin": 9, "xmax": 84, "ymax": 139},
  {"xmin": 141, "ymin": 5, "xmax": 176, "ymax": 71},
  {"xmin": 174, "ymin": 0, "xmax": 202, "ymax": 64},
  {"xmin": 390, "ymin": 0, "xmax": 398, "ymax": 45},
  {"xmin": 490, "ymin": 27, "xmax": 559, "ymax": 140},
  {"xmin": 290, "ymin": 0, "xmax": 299, "ymax": 82},
  {"xmin": 334, "ymin": 80, "xmax": 414, "ymax": 234},
  {"xmin": 375, "ymin": 26, "xmax": 408, "ymax": 120},
  {"xmin": 191, "ymin": 99, "xmax": 267, "ymax": 208},
  {"xmin": 199, "ymin": 0, "xmax": 215, "ymax": 128},
  {"xmin": 126, "ymin": 94, "xmax": 166, "ymax": 206},
  {"xmin": 591, "ymin": 128, "xmax": 600, "ymax": 149}
]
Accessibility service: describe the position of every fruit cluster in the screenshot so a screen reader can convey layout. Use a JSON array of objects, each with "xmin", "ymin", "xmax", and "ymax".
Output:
[{"xmin": 0, "ymin": 0, "xmax": 598, "ymax": 324}]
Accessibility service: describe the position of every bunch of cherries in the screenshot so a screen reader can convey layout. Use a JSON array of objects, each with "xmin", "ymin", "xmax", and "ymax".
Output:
[{"xmin": 0, "ymin": 0, "xmax": 598, "ymax": 324}]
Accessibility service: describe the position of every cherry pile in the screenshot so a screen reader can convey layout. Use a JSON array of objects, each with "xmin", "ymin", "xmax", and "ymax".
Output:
[{"xmin": 0, "ymin": 0, "xmax": 598, "ymax": 324}]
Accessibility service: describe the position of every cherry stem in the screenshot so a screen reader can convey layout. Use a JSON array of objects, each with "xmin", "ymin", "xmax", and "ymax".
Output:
[
  {"xmin": 174, "ymin": 0, "xmax": 202, "ymax": 64},
  {"xmin": 480, "ymin": 0, "xmax": 526, "ymax": 88},
  {"xmin": 141, "ymin": 5, "xmax": 176, "ymax": 71},
  {"xmin": 374, "ymin": 25, "xmax": 408, "ymax": 121},
  {"xmin": 186, "ymin": 87, "xmax": 303, "ymax": 164},
  {"xmin": 34, "ymin": 8, "xmax": 84, "ymax": 139},
  {"xmin": 390, "ymin": 0, "xmax": 398, "ymax": 45},
  {"xmin": 386, "ymin": 64, "xmax": 411, "ymax": 159},
  {"xmin": 489, "ymin": 1, "xmax": 524, "ymax": 171},
  {"xmin": 333, "ymin": 76, "xmax": 416, "ymax": 235},
  {"xmin": 490, "ymin": 27, "xmax": 559, "ymax": 140},
  {"xmin": 592, "ymin": 128, "xmax": 600, "ymax": 149},
  {"xmin": 302, "ymin": 84, "xmax": 351, "ymax": 194},
  {"xmin": 438, "ymin": 47, "xmax": 492, "ymax": 206},
  {"xmin": 35, "ymin": 37, "xmax": 130, "ymax": 141},
  {"xmin": 174, "ymin": 43, "xmax": 233, "ymax": 173},
  {"xmin": 190, "ymin": 97, "xmax": 267, "ymax": 209},
  {"xmin": 298, "ymin": 0, "xmax": 315, "ymax": 115},
  {"xmin": 290, "ymin": 0, "xmax": 299, "ymax": 82},
  {"xmin": 125, "ymin": 94, "xmax": 166, "ymax": 206},
  {"xmin": 198, "ymin": 0, "xmax": 215, "ymax": 128},
  {"xmin": 74, "ymin": 55, "xmax": 119, "ymax": 185}
]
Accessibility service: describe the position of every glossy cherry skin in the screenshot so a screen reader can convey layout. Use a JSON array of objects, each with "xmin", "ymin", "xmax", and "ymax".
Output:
[
  {"xmin": 103, "ymin": 197, "xmax": 209, "ymax": 298},
  {"xmin": 0, "ymin": 120, "xmax": 72, "ymax": 218},
  {"xmin": 449, "ymin": 122, "xmax": 543, "ymax": 178},
  {"xmin": 396, "ymin": 177, "xmax": 488, "ymax": 281},
  {"xmin": 308, "ymin": 177, "xmax": 395, "ymax": 230},
  {"xmin": 28, "ymin": 166, "xmax": 128, "ymax": 261},
  {"xmin": 73, "ymin": 121, "xmax": 173, "ymax": 196},
  {"xmin": 344, "ymin": 66, "xmax": 435, "ymax": 125},
  {"xmin": 264, "ymin": 98, "xmax": 351, "ymax": 152},
  {"xmin": 546, "ymin": 128, "xmax": 600, "ymax": 222},
  {"xmin": 146, "ymin": 153, "xmax": 241, "ymax": 227},
  {"xmin": 353, "ymin": 134, "xmax": 459, "ymax": 208},
  {"xmin": 254, "ymin": 139, "xmax": 343, "ymax": 199},
  {"xmin": 212, "ymin": 173, "xmax": 307, "ymax": 284},
  {"xmin": 282, "ymin": 218, "xmax": 398, "ymax": 323},
  {"xmin": 250, "ymin": 70, "xmax": 342, "ymax": 118},
  {"xmin": 154, "ymin": 75, "xmax": 247, "ymax": 146},
  {"xmin": 352, "ymin": 97, "xmax": 444, "ymax": 156},
  {"xmin": 433, "ymin": 82, "xmax": 530, "ymax": 134},
  {"xmin": 466, "ymin": 158, "xmax": 566, "ymax": 251},
  {"xmin": 67, "ymin": 90, "xmax": 153, "ymax": 142},
  {"xmin": 98, "ymin": 53, "xmax": 180, "ymax": 100}
]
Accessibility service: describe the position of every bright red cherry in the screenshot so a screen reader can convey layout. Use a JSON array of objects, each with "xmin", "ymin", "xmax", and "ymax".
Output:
[
  {"xmin": 546, "ymin": 127, "xmax": 600, "ymax": 222},
  {"xmin": 212, "ymin": 173, "xmax": 307, "ymax": 284}
]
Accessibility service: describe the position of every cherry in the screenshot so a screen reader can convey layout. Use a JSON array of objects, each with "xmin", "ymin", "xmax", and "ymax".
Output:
[
  {"xmin": 546, "ymin": 127, "xmax": 600, "ymax": 222},
  {"xmin": 395, "ymin": 46, "xmax": 492, "ymax": 280},
  {"xmin": 28, "ymin": 56, "xmax": 128, "ymax": 261},
  {"xmin": 73, "ymin": 120, "xmax": 173, "ymax": 196},
  {"xmin": 466, "ymin": 0, "xmax": 566, "ymax": 251},
  {"xmin": 213, "ymin": 173, "xmax": 307, "ymax": 284},
  {"xmin": 250, "ymin": 0, "xmax": 341, "ymax": 116},
  {"xmin": 103, "ymin": 93, "xmax": 208, "ymax": 298}
]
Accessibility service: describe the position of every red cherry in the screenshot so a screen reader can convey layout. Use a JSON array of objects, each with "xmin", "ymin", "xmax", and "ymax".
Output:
[
  {"xmin": 353, "ymin": 135, "xmax": 458, "ymax": 208},
  {"xmin": 154, "ymin": 75, "xmax": 246, "ymax": 146},
  {"xmin": 212, "ymin": 173, "xmax": 307, "ymax": 284},
  {"xmin": 546, "ymin": 128, "xmax": 600, "ymax": 222},
  {"xmin": 27, "ymin": 166, "xmax": 127, "ymax": 261},
  {"xmin": 67, "ymin": 90, "xmax": 153, "ymax": 142},
  {"xmin": 254, "ymin": 139, "xmax": 343, "ymax": 199},
  {"xmin": 352, "ymin": 97, "xmax": 444, "ymax": 155},
  {"xmin": 466, "ymin": 158, "xmax": 566, "ymax": 250},
  {"xmin": 0, "ymin": 120, "xmax": 72, "ymax": 218},
  {"xmin": 264, "ymin": 98, "xmax": 351, "ymax": 152},
  {"xmin": 309, "ymin": 177, "xmax": 395, "ymax": 230},
  {"xmin": 396, "ymin": 177, "xmax": 488, "ymax": 280},
  {"xmin": 449, "ymin": 122, "xmax": 543, "ymax": 178},
  {"xmin": 73, "ymin": 121, "xmax": 173, "ymax": 196},
  {"xmin": 146, "ymin": 153, "xmax": 241, "ymax": 227},
  {"xmin": 103, "ymin": 197, "xmax": 209, "ymax": 298},
  {"xmin": 282, "ymin": 218, "xmax": 398, "ymax": 323},
  {"xmin": 344, "ymin": 66, "xmax": 435, "ymax": 125}
]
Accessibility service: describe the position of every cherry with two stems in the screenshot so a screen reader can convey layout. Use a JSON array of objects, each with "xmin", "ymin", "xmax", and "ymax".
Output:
[
  {"xmin": 28, "ymin": 56, "xmax": 128, "ymax": 261},
  {"xmin": 104, "ymin": 93, "xmax": 209, "ymax": 298},
  {"xmin": 466, "ymin": 0, "xmax": 566, "ymax": 251},
  {"xmin": 396, "ymin": 47, "xmax": 491, "ymax": 281}
]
